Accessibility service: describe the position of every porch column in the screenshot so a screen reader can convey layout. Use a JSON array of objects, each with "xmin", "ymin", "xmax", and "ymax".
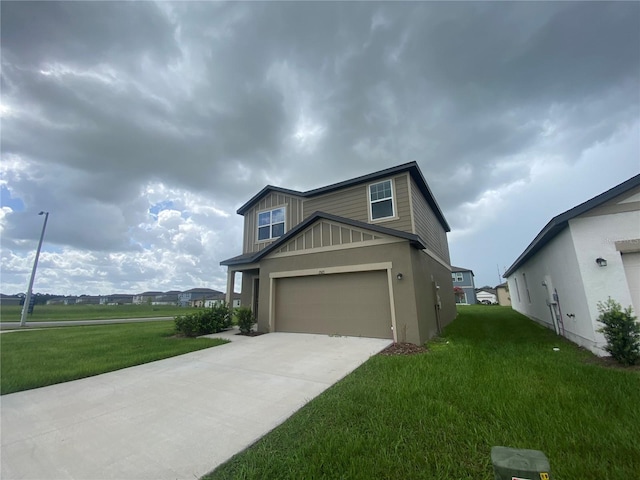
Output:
[{"xmin": 225, "ymin": 268, "xmax": 235, "ymax": 306}]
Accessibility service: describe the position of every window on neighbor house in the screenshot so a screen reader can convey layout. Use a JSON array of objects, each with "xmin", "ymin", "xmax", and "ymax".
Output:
[
  {"xmin": 257, "ymin": 207, "xmax": 286, "ymax": 241},
  {"xmin": 452, "ymin": 272, "xmax": 464, "ymax": 282},
  {"xmin": 369, "ymin": 180, "xmax": 395, "ymax": 220}
]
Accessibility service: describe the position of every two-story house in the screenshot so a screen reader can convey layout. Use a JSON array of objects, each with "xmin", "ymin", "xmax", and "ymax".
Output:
[
  {"xmin": 451, "ymin": 266, "xmax": 477, "ymax": 305},
  {"xmin": 221, "ymin": 162, "xmax": 455, "ymax": 345},
  {"xmin": 178, "ymin": 288, "xmax": 222, "ymax": 307}
]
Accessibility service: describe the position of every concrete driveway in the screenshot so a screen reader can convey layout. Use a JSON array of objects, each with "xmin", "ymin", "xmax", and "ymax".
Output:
[{"xmin": 1, "ymin": 332, "xmax": 391, "ymax": 480}]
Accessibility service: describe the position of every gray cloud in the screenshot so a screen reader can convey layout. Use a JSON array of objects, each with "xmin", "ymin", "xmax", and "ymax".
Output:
[{"xmin": 1, "ymin": 1, "xmax": 638, "ymax": 293}]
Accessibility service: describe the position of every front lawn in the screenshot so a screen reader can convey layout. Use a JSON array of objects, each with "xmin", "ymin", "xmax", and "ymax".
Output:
[
  {"xmin": 206, "ymin": 306, "xmax": 640, "ymax": 480},
  {"xmin": 0, "ymin": 321, "xmax": 228, "ymax": 394},
  {"xmin": 0, "ymin": 304, "xmax": 193, "ymax": 322}
]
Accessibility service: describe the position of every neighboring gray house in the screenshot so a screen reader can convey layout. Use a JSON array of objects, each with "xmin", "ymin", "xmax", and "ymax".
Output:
[{"xmin": 451, "ymin": 266, "xmax": 477, "ymax": 305}]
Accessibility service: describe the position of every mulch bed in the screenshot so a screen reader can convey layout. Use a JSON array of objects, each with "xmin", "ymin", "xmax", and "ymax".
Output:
[
  {"xmin": 236, "ymin": 331, "xmax": 265, "ymax": 337},
  {"xmin": 378, "ymin": 342, "xmax": 428, "ymax": 356},
  {"xmin": 583, "ymin": 355, "xmax": 640, "ymax": 371}
]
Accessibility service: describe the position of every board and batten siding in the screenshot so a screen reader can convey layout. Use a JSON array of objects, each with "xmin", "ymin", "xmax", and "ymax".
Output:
[
  {"xmin": 410, "ymin": 176, "xmax": 451, "ymax": 264},
  {"xmin": 303, "ymin": 174, "xmax": 412, "ymax": 233},
  {"xmin": 243, "ymin": 192, "xmax": 305, "ymax": 254}
]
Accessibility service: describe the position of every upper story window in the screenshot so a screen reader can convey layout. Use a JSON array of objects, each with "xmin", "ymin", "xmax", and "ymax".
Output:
[
  {"xmin": 452, "ymin": 272, "xmax": 464, "ymax": 282},
  {"xmin": 258, "ymin": 207, "xmax": 285, "ymax": 241},
  {"xmin": 369, "ymin": 179, "xmax": 395, "ymax": 220}
]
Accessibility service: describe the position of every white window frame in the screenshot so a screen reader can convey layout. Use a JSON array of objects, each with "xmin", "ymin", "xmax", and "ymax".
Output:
[
  {"xmin": 257, "ymin": 206, "xmax": 286, "ymax": 242},
  {"xmin": 368, "ymin": 179, "xmax": 396, "ymax": 222},
  {"xmin": 452, "ymin": 272, "xmax": 464, "ymax": 282}
]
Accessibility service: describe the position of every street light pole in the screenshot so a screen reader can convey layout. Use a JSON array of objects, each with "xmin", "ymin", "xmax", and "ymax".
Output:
[{"xmin": 20, "ymin": 211, "xmax": 49, "ymax": 327}]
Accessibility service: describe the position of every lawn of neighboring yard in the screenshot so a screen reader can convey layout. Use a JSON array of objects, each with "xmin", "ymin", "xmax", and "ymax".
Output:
[
  {"xmin": 206, "ymin": 306, "xmax": 640, "ymax": 480},
  {"xmin": 0, "ymin": 321, "xmax": 228, "ymax": 395},
  {"xmin": 0, "ymin": 304, "xmax": 193, "ymax": 322}
]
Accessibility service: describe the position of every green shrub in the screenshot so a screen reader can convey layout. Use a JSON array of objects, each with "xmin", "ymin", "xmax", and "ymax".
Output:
[
  {"xmin": 175, "ymin": 302, "xmax": 233, "ymax": 337},
  {"xmin": 597, "ymin": 298, "xmax": 640, "ymax": 366},
  {"xmin": 236, "ymin": 307, "xmax": 255, "ymax": 334},
  {"xmin": 174, "ymin": 313, "xmax": 200, "ymax": 337}
]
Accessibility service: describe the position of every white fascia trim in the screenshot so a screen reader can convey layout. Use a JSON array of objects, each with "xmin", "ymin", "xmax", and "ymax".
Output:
[{"xmin": 269, "ymin": 262, "xmax": 393, "ymax": 279}]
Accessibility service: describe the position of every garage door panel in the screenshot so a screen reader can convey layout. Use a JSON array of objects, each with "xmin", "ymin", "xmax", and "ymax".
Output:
[{"xmin": 275, "ymin": 271, "xmax": 393, "ymax": 339}]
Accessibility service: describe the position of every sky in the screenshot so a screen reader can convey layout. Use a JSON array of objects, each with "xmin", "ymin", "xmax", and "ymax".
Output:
[{"xmin": 1, "ymin": 1, "xmax": 639, "ymax": 296}]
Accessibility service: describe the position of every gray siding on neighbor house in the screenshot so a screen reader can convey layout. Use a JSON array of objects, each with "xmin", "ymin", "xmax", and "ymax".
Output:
[
  {"xmin": 303, "ymin": 174, "xmax": 412, "ymax": 233},
  {"xmin": 243, "ymin": 192, "xmax": 305, "ymax": 254},
  {"xmin": 410, "ymin": 176, "xmax": 450, "ymax": 264}
]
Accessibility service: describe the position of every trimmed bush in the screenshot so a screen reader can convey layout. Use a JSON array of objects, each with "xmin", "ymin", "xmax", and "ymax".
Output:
[
  {"xmin": 174, "ymin": 302, "xmax": 233, "ymax": 337},
  {"xmin": 174, "ymin": 313, "xmax": 200, "ymax": 337},
  {"xmin": 236, "ymin": 306, "xmax": 255, "ymax": 334},
  {"xmin": 597, "ymin": 298, "xmax": 640, "ymax": 366}
]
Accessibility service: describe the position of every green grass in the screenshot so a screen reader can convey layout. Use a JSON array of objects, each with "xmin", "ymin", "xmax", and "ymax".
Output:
[
  {"xmin": 0, "ymin": 304, "xmax": 192, "ymax": 322},
  {"xmin": 206, "ymin": 306, "xmax": 640, "ymax": 480},
  {"xmin": 0, "ymin": 321, "xmax": 228, "ymax": 395}
]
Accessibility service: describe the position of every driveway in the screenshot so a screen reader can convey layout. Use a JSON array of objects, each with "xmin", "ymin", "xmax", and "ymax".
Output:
[{"xmin": 1, "ymin": 332, "xmax": 391, "ymax": 480}]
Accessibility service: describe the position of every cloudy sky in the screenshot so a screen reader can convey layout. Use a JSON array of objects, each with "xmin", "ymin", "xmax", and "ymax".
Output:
[{"xmin": 1, "ymin": 1, "xmax": 639, "ymax": 296}]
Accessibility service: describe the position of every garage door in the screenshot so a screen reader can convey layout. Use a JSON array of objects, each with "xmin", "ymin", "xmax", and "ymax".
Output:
[
  {"xmin": 275, "ymin": 270, "xmax": 393, "ymax": 339},
  {"xmin": 622, "ymin": 252, "xmax": 640, "ymax": 314}
]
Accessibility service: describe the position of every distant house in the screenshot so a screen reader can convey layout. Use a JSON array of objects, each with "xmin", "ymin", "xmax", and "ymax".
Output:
[
  {"xmin": 151, "ymin": 292, "xmax": 179, "ymax": 305},
  {"xmin": 504, "ymin": 174, "xmax": 640, "ymax": 356},
  {"xmin": 75, "ymin": 295, "xmax": 100, "ymax": 305},
  {"xmin": 198, "ymin": 293, "xmax": 242, "ymax": 308},
  {"xmin": 46, "ymin": 297, "xmax": 67, "ymax": 305},
  {"xmin": 178, "ymin": 288, "xmax": 223, "ymax": 307},
  {"xmin": 451, "ymin": 266, "xmax": 477, "ymax": 305},
  {"xmin": 100, "ymin": 294, "xmax": 134, "ymax": 305},
  {"xmin": 0, "ymin": 294, "xmax": 23, "ymax": 306},
  {"xmin": 132, "ymin": 291, "xmax": 164, "ymax": 305},
  {"xmin": 475, "ymin": 287, "xmax": 497, "ymax": 304},
  {"xmin": 496, "ymin": 283, "xmax": 511, "ymax": 306}
]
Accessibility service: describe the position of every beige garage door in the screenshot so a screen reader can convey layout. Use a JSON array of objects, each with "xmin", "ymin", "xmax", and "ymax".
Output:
[{"xmin": 275, "ymin": 270, "xmax": 393, "ymax": 339}]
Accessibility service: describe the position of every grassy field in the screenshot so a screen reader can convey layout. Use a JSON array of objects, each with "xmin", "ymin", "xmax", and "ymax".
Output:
[
  {"xmin": 206, "ymin": 306, "xmax": 640, "ymax": 480},
  {"xmin": 0, "ymin": 321, "xmax": 228, "ymax": 394},
  {"xmin": 0, "ymin": 304, "xmax": 192, "ymax": 322}
]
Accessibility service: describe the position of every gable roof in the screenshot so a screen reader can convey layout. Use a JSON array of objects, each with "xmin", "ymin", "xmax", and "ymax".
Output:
[
  {"xmin": 221, "ymin": 211, "xmax": 427, "ymax": 266},
  {"xmin": 451, "ymin": 265, "xmax": 474, "ymax": 275},
  {"xmin": 504, "ymin": 173, "xmax": 640, "ymax": 277},
  {"xmin": 236, "ymin": 161, "xmax": 450, "ymax": 232}
]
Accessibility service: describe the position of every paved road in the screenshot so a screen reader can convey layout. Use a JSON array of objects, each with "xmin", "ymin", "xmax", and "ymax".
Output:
[
  {"xmin": 1, "ymin": 332, "xmax": 392, "ymax": 480},
  {"xmin": 0, "ymin": 317, "xmax": 173, "ymax": 331}
]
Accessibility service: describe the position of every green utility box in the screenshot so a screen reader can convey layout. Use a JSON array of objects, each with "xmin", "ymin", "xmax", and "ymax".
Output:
[{"xmin": 491, "ymin": 446, "xmax": 552, "ymax": 480}]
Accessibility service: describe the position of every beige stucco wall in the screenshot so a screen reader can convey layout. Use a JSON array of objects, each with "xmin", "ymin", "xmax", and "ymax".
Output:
[
  {"xmin": 496, "ymin": 286, "xmax": 511, "ymax": 306},
  {"xmin": 255, "ymin": 240, "xmax": 450, "ymax": 345},
  {"xmin": 410, "ymin": 249, "xmax": 456, "ymax": 341}
]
